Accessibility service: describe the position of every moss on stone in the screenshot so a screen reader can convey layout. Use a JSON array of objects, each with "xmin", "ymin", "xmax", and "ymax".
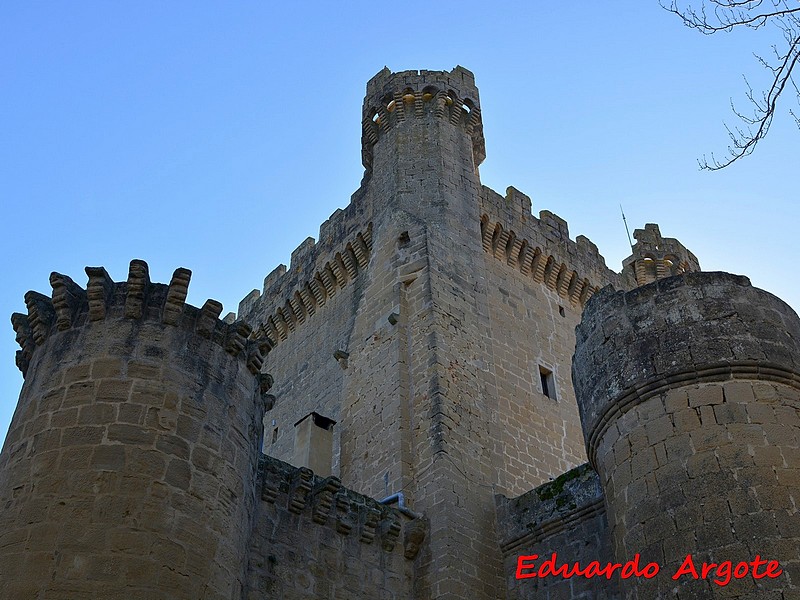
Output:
[{"xmin": 535, "ymin": 463, "xmax": 590, "ymax": 502}]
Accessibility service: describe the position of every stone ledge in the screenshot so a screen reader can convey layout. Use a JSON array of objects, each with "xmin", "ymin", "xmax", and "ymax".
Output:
[{"xmin": 495, "ymin": 463, "xmax": 605, "ymax": 556}]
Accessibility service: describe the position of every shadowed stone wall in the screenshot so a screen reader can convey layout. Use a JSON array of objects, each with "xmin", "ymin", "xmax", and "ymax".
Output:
[
  {"xmin": 478, "ymin": 186, "xmax": 621, "ymax": 496},
  {"xmin": 246, "ymin": 456, "xmax": 422, "ymax": 599},
  {"xmin": 496, "ymin": 464, "xmax": 618, "ymax": 600}
]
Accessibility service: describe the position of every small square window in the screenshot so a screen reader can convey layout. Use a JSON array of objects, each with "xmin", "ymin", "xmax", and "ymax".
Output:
[{"xmin": 539, "ymin": 366, "xmax": 556, "ymax": 400}]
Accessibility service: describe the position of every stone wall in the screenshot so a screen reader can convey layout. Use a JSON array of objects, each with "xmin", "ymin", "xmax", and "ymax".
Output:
[
  {"xmin": 478, "ymin": 185, "xmax": 620, "ymax": 495},
  {"xmin": 246, "ymin": 455, "xmax": 422, "ymax": 599},
  {"xmin": 496, "ymin": 464, "xmax": 618, "ymax": 600},
  {"xmin": 237, "ymin": 204, "xmax": 375, "ymax": 475}
]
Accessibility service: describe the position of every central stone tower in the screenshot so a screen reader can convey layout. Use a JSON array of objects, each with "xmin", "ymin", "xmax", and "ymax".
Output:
[
  {"xmin": 349, "ymin": 67, "xmax": 501, "ymax": 597},
  {"xmin": 240, "ymin": 67, "xmax": 508, "ymax": 596}
]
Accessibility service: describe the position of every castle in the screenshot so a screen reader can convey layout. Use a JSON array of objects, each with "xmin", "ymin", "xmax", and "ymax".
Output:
[{"xmin": 1, "ymin": 67, "xmax": 799, "ymax": 599}]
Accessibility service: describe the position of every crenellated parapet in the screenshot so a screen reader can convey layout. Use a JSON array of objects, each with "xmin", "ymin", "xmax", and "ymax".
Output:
[
  {"xmin": 256, "ymin": 454, "xmax": 424, "ymax": 556},
  {"xmin": 361, "ymin": 66, "xmax": 486, "ymax": 171},
  {"xmin": 247, "ymin": 454, "xmax": 426, "ymax": 596},
  {"xmin": 12, "ymin": 260, "xmax": 270, "ymax": 387},
  {"xmin": 239, "ymin": 222, "xmax": 373, "ymax": 355},
  {"xmin": 480, "ymin": 186, "xmax": 623, "ymax": 307},
  {"xmin": 621, "ymin": 223, "xmax": 700, "ymax": 288}
]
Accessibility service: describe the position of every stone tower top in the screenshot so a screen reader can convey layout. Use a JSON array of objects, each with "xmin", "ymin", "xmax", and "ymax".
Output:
[
  {"xmin": 621, "ymin": 223, "xmax": 700, "ymax": 287},
  {"xmin": 11, "ymin": 260, "xmax": 271, "ymax": 389},
  {"xmin": 360, "ymin": 66, "xmax": 486, "ymax": 171},
  {"xmin": 573, "ymin": 271, "xmax": 800, "ymax": 467}
]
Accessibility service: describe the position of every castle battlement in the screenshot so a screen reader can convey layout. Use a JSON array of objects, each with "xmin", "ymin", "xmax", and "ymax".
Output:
[
  {"xmin": 4, "ymin": 66, "xmax": 798, "ymax": 599},
  {"xmin": 361, "ymin": 66, "xmax": 485, "ymax": 171},
  {"xmin": 238, "ymin": 220, "xmax": 373, "ymax": 354},
  {"xmin": 13, "ymin": 260, "xmax": 270, "ymax": 385},
  {"xmin": 237, "ymin": 192, "xmax": 375, "ymax": 317},
  {"xmin": 247, "ymin": 454, "xmax": 426, "ymax": 596},
  {"xmin": 479, "ymin": 185, "xmax": 624, "ymax": 308},
  {"xmin": 621, "ymin": 223, "xmax": 700, "ymax": 287},
  {"xmin": 257, "ymin": 454, "xmax": 424, "ymax": 552}
]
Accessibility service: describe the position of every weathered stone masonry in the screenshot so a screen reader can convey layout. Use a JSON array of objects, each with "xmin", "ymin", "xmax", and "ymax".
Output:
[
  {"xmin": 4, "ymin": 66, "xmax": 799, "ymax": 599},
  {"xmin": 497, "ymin": 272, "xmax": 800, "ymax": 600},
  {"xmin": 573, "ymin": 272, "xmax": 800, "ymax": 599},
  {"xmin": 3, "ymin": 261, "xmax": 270, "ymax": 599}
]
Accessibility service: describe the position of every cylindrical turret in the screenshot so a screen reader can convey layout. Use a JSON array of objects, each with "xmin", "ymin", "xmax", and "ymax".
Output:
[
  {"xmin": 573, "ymin": 272, "xmax": 800, "ymax": 598},
  {"xmin": 1, "ymin": 260, "xmax": 271, "ymax": 599},
  {"xmin": 360, "ymin": 66, "xmax": 485, "ymax": 175}
]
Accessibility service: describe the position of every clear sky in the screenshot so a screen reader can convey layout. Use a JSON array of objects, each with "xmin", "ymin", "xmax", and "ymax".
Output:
[{"xmin": 1, "ymin": 2, "xmax": 797, "ymax": 440}]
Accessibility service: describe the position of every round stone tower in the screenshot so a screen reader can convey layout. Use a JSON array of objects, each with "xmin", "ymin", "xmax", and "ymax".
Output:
[
  {"xmin": 1, "ymin": 260, "xmax": 271, "ymax": 599},
  {"xmin": 360, "ymin": 66, "xmax": 485, "ymax": 178},
  {"xmin": 573, "ymin": 272, "xmax": 800, "ymax": 598}
]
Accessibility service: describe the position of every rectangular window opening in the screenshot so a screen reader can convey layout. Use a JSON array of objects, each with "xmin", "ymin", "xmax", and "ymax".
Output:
[{"xmin": 539, "ymin": 366, "xmax": 556, "ymax": 400}]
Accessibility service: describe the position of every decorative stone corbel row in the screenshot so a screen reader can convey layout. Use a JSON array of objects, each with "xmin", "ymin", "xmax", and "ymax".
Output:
[
  {"xmin": 12, "ymin": 260, "xmax": 271, "ymax": 391},
  {"xmin": 480, "ymin": 216, "xmax": 601, "ymax": 307},
  {"xmin": 252, "ymin": 225, "xmax": 373, "ymax": 354},
  {"xmin": 259, "ymin": 456, "xmax": 425, "ymax": 560},
  {"xmin": 362, "ymin": 85, "xmax": 485, "ymax": 171}
]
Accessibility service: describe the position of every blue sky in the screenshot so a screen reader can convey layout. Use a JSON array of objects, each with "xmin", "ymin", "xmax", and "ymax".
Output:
[{"xmin": 1, "ymin": 2, "xmax": 797, "ymax": 439}]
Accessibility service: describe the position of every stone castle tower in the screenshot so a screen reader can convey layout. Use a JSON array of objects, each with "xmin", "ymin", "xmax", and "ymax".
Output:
[{"xmin": 2, "ymin": 67, "xmax": 798, "ymax": 599}]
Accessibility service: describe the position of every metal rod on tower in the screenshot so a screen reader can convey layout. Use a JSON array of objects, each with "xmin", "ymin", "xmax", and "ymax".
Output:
[{"xmin": 621, "ymin": 204, "xmax": 633, "ymax": 250}]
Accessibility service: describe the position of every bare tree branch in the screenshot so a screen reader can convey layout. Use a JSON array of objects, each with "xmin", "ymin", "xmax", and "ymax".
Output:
[{"xmin": 661, "ymin": 1, "xmax": 800, "ymax": 168}]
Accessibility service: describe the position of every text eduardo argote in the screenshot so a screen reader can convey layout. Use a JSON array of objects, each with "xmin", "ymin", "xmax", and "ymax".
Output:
[{"xmin": 516, "ymin": 553, "xmax": 783, "ymax": 587}]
